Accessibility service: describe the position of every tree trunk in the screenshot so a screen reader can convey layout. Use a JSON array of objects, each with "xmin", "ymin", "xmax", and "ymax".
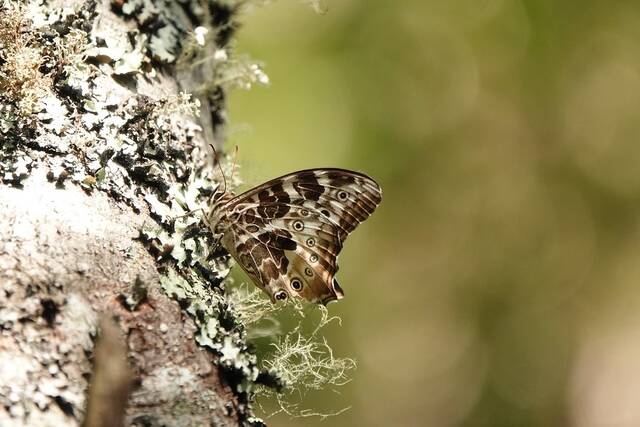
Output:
[{"xmin": 0, "ymin": 1, "xmax": 262, "ymax": 426}]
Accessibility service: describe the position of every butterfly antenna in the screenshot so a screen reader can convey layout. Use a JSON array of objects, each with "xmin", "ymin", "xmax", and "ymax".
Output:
[{"xmin": 209, "ymin": 143, "xmax": 227, "ymax": 194}]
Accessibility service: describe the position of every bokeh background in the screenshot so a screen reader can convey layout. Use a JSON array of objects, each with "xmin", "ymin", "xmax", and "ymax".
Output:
[{"xmin": 227, "ymin": 1, "xmax": 640, "ymax": 426}]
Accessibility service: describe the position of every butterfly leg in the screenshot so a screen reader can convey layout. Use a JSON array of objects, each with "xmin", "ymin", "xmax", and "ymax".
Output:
[
  {"xmin": 197, "ymin": 210, "xmax": 225, "ymax": 252},
  {"xmin": 211, "ymin": 235, "xmax": 223, "ymax": 253}
]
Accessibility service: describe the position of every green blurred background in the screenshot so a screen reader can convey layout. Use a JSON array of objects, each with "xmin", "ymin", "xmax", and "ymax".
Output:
[{"xmin": 227, "ymin": 1, "xmax": 640, "ymax": 426}]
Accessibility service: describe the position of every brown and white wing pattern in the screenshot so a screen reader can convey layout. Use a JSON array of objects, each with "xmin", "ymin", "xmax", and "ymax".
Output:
[{"xmin": 215, "ymin": 169, "xmax": 382, "ymax": 304}]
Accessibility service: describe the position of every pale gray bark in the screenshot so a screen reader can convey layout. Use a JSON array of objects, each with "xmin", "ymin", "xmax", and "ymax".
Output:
[{"xmin": 0, "ymin": 1, "xmax": 262, "ymax": 426}]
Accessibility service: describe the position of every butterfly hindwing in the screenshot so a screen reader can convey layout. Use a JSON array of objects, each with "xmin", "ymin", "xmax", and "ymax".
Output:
[
  {"xmin": 284, "ymin": 233, "xmax": 345, "ymax": 304},
  {"xmin": 227, "ymin": 208, "xmax": 340, "ymax": 303}
]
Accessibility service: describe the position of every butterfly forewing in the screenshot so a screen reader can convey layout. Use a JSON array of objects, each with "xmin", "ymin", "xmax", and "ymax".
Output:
[{"xmin": 211, "ymin": 168, "xmax": 382, "ymax": 304}]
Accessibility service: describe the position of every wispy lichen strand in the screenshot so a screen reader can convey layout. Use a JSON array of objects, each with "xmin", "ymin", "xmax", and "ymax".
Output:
[{"xmin": 227, "ymin": 285, "xmax": 357, "ymax": 419}]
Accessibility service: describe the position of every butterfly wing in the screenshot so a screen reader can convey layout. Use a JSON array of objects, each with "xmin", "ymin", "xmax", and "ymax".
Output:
[{"xmin": 218, "ymin": 169, "xmax": 382, "ymax": 304}]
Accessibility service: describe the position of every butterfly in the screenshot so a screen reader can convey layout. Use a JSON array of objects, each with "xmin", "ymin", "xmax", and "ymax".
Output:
[{"xmin": 207, "ymin": 168, "xmax": 382, "ymax": 305}]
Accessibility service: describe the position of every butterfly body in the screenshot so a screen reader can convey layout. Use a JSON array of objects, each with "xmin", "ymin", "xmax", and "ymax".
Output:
[{"xmin": 208, "ymin": 168, "xmax": 382, "ymax": 305}]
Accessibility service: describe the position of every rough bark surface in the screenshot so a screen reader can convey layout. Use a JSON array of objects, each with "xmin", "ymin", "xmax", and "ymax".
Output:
[
  {"xmin": 1, "ymin": 171, "xmax": 239, "ymax": 426},
  {"xmin": 0, "ymin": 1, "xmax": 264, "ymax": 426}
]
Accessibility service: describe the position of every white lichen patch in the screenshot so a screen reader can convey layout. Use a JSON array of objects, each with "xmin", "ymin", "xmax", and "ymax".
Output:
[
  {"xmin": 206, "ymin": 54, "xmax": 270, "ymax": 90},
  {"xmin": 159, "ymin": 268, "xmax": 259, "ymax": 384},
  {"xmin": 25, "ymin": 1, "xmax": 76, "ymax": 28},
  {"xmin": 194, "ymin": 26, "xmax": 209, "ymax": 46},
  {"xmin": 214, "ymin": 48, "xmax": 228, "ymax": 61},
  {"xmin": 114, "ymin": 34, "xmax": 147, "ymax": 75},
  {"xmin": 2, "ymin": 153, "xmax": 33, "ymax": 184},
  {"xmin": 116, "ymin": 0, "xmax": 195, "ymax": 65},
  {"xmin": 220, "ymin": 336, "xmax": 242, "ymax": 363},
  {"xmin": 86, "ymin": 30, "xmax": 130, "ymax": 63},
  {"xmin": 37, "ymin": 94, "xmax": 69, "ymax": 135},
  {"xmin": 144, "ymin": 192, "xmax": 175, "ymax": 224},
  {"xmin": 121, "ymin": 0, "xmax": 159, "ymax": 25},
  {"xmin": 149, "ymin": 25, "xmax": 181, "ymax": 63}
]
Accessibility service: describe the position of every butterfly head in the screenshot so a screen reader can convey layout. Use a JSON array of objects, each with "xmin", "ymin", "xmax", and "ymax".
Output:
[{"xmin": 207, "ymin": 186, "xmax": 233, "ymax": 235}]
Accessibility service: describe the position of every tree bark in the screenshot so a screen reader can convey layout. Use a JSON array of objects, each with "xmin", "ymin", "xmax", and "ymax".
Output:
[{"xmin": 0, "ymin": 1, "xmax": 262, "ymax": 426}]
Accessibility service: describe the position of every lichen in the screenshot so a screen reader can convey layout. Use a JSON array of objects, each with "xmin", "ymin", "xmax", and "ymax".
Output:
[
  {"xmin": 0, "ymin": 3, "xmax": 54, "ymax": 120},
  {"xmin": 114, "ymin": 0, "xmax": 193, "ymax": 65},
  {"xmin": 263, "ymin": 334, "xmax": 356, "ymax": 419},
  {"xmin": 226, "ymin": 284, "xmax": 357, "ymax": 420},
  {"xmin": 1, "ymin": 0, "xmax": 259, "ymax": 419},
  {"xmin": 210, "ymin": 54, "xmax": 270, "ymax": 90}
]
